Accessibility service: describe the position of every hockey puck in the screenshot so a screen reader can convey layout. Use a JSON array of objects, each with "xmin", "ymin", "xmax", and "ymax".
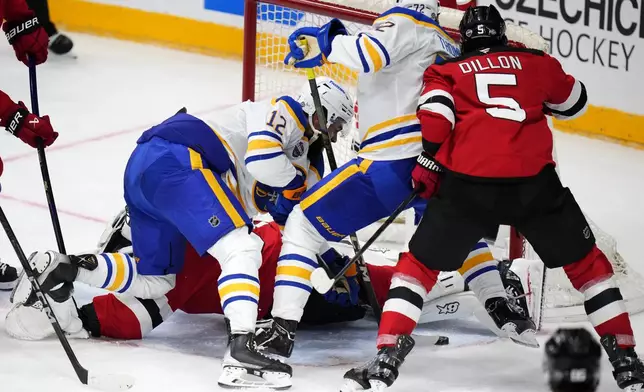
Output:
[{"xmin": 435, "ymin": 336, "xmax": 450, "ymax": 345}]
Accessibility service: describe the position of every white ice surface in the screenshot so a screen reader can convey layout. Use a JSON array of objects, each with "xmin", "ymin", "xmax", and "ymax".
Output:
[{"xmin": 0, "ymin": 34, "xmax": 643, "ymax": 392}]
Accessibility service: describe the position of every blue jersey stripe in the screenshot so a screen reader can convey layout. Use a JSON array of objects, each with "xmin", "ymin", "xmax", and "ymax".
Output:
[
  {"xmin": 275, "ymin": 280, "xmax": 313, "ymax": 292},
  {"xmin": 218, "ymin": 273, "xmax": 260, "ymax": 285},
  {"xmin": 355, "ymin": 37, "xmax": 370, "ymax": 73},
  {"xmin": 360, "ymin": 124, "xmax": 420, "ymax": 149},
  {"xmin": 222, "ymin": 295, "xmax": 259, "ymax": 311},
  {"xmin": 464, "ymin": 265, "xmax": 498, "ymax": 285},
  {"xmin": 278, "ymin": 253, "xmax": 318, "ymax": 268},
  {"xmin": 471, "ymin": 241, "xmax": 489, "ymax": 251},
  {"xmin": 378, "ymin": 7, "xmax": 451, "ymax": 37},
  {"xmin": 101, "ymin": 254, "xmax": 113, "ymax": 289},
  {"xmin": 245, "ymin": 151, "xmax": 284, "ymax": 165},
  {"xmin": 118, "ymin": 255, "xmax": 135, "ymax": 293},
  {"xmin": 368, "ymin": 35, "xmax": 391, "ymax": 67},
  {"xmin": 248, "ymin": 131, "xmax": 283, "ymax": 143}
]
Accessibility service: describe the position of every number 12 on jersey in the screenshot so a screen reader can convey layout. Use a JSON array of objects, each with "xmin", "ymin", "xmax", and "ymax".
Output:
[{"xmin": 475, "ymin": 73, "xmax": 527, "ymax": 123}]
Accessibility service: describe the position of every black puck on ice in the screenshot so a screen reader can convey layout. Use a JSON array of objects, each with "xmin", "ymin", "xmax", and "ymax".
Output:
[{"xmin": 435, "ymin": 336, "xmax": 450, "ymax": 345}]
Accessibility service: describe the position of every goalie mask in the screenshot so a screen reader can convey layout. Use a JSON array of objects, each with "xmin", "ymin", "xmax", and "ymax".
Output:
[
  {"xmin": 459, "ymin": 5, "xmax": 508, "ymax": 53},
  {"xmin": 296, "ymin": 76, "xmax": 354, "ymax": 142}
]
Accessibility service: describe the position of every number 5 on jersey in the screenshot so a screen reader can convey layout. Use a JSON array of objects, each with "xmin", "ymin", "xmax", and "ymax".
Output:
[{"xmin": 475, "ymin": 73, "xmax": 527, "ymax": 123}]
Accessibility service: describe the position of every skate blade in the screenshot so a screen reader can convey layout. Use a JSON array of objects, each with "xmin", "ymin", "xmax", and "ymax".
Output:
[
  {"xmin": 218, "ymin": 366, "xmax": 292, "ymax": 390},
  {"xmin": 502, "ymin": 324, "xmax": 539, "ymax": 348},
  {"xmin": 367, "ymin": 380, "xmax": 388, "ymax": 392},
  {"xmin": 624, "ymin": 383, "xmax": 644, "ymax": 391},
  {"xmin": 340, "ymin": 379, "xmax": 368, "ymax": 392}
]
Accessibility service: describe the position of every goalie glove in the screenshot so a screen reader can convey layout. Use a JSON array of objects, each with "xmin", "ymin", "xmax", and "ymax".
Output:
[
  {"xmin": 411, "ymin": 151, "xmax": 443, "ymax": 200},
  {"xmin": 284, "ymin": 18, "xmax": 347, "ymax": 68}
]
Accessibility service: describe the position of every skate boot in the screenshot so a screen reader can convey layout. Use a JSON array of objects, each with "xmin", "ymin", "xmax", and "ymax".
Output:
[
  {"xmin": 49, "ymin": 33, "xmax": 74, "ymax": 55},
  {"xmin": 601, "ymin": 335, "xmax": 644, "ymax": 391},
  {"xmin": 218, "ymin": 332, "xmax": 293, "ymax": 390},
  {"xmin": 341, "ymin": 335, "xmax": 415, "ymax": 392},
  {"xmin": 485, "ymin": 297, "xmax": 538, "ymax": 348},
  {"xmin": 255, "ymin": 317, "xmax": 298, "ymax": 358},
  {"xmin": 0, "ymin": 261, "xmax": 18, "ymax": 291}
]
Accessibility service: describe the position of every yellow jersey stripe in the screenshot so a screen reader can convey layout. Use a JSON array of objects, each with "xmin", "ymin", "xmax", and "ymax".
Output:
[
  {"xmin": 359, "ymin": 136, "xmax": 422, "ymax": 153},
  {"xmin": 458, "ymin": 252, "xmax": 495, "ymax": 275},
  {"xmin": 363, "ymin": 114, "xmax": 418, "ymax": 141},
  {"xmin": 362, "ymin": 36, "xmax": 383, "ymax": 72},
  {"xmin": 199, "ymin": 169, "xmax": 246, "ymax": 228},
  {"xmin": 188, "ymin": 148, "xmax": 203, "ymax": 170},
  {"xmin": 279, "ymin": 100, "xmax": 305, "ymax": 132},
  {"xmin": 359, "ymin": 159, "xmax": 373, "ymax": 173},
  {"xmin": 277, "ymin": 266, "xmax": 312, "ymax": 280},
  {"xmin": 375, "ymin": 13, "xmax": 454, "ymax": 42},
  {"xmin": 247, "ymin": 140, "xmax": 283, "ymax": 152},
  {"xmin": 301, "ymin": 164, "xmax": 361, "ymax": 211},
  {"xmin": 219, "ymin": 283, "xmax": 260, "ymax": 298},
  {"xmin": 106, "ymin": 253, "xmax": 126, "ymax": 291}
]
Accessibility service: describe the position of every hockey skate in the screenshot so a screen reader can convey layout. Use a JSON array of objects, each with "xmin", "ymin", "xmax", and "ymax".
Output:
[
  {"xmin": 255, "ymin": 317, "xmax": 298, "ymax": 358},
  {"xmin": 601, "ymin": 335, "xmax": 644, "ymax": 391},
  {"xmin": 0, "ymin": 261, "xmax": 18, "ymax": 291},
  {"xmin": 341, "ymin": 335, "xmax": 415, "ymax": 392},
  {"xmin": 218, "ymin": 332, "xmax": 293, "ymax": 390},
  {"xmin": 485, "ymin": 297, "xmax": 538, "ymax": 348}
]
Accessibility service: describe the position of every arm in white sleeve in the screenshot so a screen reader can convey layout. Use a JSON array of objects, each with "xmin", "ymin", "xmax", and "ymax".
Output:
[{"xmin": 244, "ymin": 99, "xmax": 301, "ymax": 189}]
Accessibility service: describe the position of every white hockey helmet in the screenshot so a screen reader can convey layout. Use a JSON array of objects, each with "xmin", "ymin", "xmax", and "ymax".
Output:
[
  {"xmin": 296, "ymin": 76, "xmax": 354, "ymax": 137},
  {"xmin": 396, "ymin": 0, "xmax": 440, "ymax": 20}
]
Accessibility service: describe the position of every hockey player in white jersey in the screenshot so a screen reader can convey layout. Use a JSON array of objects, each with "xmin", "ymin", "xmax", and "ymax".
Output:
[
  {"xmin": 255, "ymin": 0, "xmax": 537, "ymax": 366},
  {"xmin": 7, "ymin": 78, "xmax": 354, "ymax": 390}
]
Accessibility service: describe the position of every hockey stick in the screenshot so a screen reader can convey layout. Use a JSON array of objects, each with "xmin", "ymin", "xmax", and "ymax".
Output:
[
  {"xmin": 29, "ymin": 58, "xmax": 66, "ymax": 254},
  {"xmin": 305, "ymin": 68, "xmax": 383, "ymax": 321},
  {"xmin": 0, "ymin": 199, "xmax": 134, "ymax": 390},
  {"xmin": 310, "ymin": 188, "xmax": 419, "ymax": 295}
]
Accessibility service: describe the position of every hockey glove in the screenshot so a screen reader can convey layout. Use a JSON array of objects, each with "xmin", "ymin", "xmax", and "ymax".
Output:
[
  {"xmin": 3, "ymin": 14, "xmax": 49, "ymax": 66},
  {"xmin": 284, "ymin": 18, "xmax": 347, "ymax": 68},
  {"xmin": 323, "ymin": 252, "xmax": 359, "ymax": 307},
  {"xmin": 267, "ymin": 176, "xmax": 307, "ymax": 227},
  {"xmin": 0, "ymin": 101, "xmax": 58, "ymax": 148},
  {"xmin": 411, "ymin": 151, "xmax": 443, "ymax": 200}
]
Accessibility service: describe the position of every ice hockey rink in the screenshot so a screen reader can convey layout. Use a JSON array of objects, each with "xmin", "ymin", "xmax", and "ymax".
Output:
[{"xmin": 0, "ymin": 33, "xmax": 643, "ymax": 392}]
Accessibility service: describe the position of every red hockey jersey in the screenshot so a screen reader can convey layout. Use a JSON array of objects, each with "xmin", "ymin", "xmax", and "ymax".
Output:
[{"xmin": 418, "ymin": 46, "xmax": 587, "ymax": 178}]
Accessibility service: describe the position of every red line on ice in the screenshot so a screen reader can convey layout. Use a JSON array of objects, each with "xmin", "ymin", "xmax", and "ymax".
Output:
[{"xmin": 0, "ymin": 194, "xmax": 106, "ymax": 223}]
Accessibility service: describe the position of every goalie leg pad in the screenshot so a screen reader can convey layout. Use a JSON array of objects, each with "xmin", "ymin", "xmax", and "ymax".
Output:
[
  {"xmin": 6, "ymin": 295, "xmax": 88, "ymax": 340},
  {"xmin": 271, "ymin": 205, "xmax": 325, "ymax": 323},
  {"xmin": 77, "ymin": 253, "xmax": 136, "ymax": 294},
  {"xmin": 564, "ymin": 246, "xmax": 634, "ymax": 348},
  {"xmin": 208, "ymin": 227, "xmax": 262, "ymax": 334}
]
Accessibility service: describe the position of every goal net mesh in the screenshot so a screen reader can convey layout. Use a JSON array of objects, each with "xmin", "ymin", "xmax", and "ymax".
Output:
[{"xmin": 249, "ymin": 0, "xmax": 644, "ymax": 321}]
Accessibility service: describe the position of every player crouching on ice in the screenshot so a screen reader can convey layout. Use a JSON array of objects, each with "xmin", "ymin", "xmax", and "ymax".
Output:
[
  {"xmin": 6, "ymin": 78, "xmax": 354, "ymax": 390},
  {"xmin": 255, "ymin": 0, "xmax": 536, "ymax": 368},
  {"xmin": 342, "ymin": 5, "xmax": 644, "ymax": 392}
]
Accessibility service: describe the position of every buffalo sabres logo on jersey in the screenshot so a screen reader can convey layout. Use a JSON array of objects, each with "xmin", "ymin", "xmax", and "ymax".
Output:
[{"xmin": 436, "ymin": 301, "xmax": 460, "ymax": 314}]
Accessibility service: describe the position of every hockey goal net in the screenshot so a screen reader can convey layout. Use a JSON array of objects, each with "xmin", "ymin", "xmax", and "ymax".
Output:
[{"xmin": 241, "ymin": 0, "xmax": 644, "ymax": 323}]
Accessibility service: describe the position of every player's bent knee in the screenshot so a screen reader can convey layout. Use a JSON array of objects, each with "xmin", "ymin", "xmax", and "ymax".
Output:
[
  {"xmin": 396, "ymin": 252, "xmax": 439, "ymax": 293},
  {"xmin": 563, "ymin": 245, "xmax": 614, "ymax": 291}
]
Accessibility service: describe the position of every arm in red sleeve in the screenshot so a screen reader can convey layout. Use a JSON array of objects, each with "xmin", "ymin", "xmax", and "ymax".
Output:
[
  {"xmin": 2, "ymin": 0, "xmax": 33, "ymax": 21},
  {"xmin": 417, "ymin": 65, "xmax": 455, "ymax": 155},
  {"xmin": 542, "ymin": 54, "xmax": 588, "ymax": 121}
]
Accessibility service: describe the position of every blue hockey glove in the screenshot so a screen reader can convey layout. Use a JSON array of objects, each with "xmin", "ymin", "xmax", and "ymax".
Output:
[
  {"xmin": 322, "ymin": 249, "xmax": 360, "ymax": 307},
  {"xmin": 284, "ymin": 18, "xmax": 347, "ymax": 68},
  {"xmin": 266, "ymin": 175, "xmax": 306, "ymax": 227}
]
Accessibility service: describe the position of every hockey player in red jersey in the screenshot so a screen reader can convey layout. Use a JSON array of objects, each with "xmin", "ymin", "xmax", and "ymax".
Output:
[
  {"xmin": 342, "ymin": 5, "xmax": 644, "ymax": 392},
  {"xmin": 0, "ymin": 0, "xmax": 58, "ymax": 152}
]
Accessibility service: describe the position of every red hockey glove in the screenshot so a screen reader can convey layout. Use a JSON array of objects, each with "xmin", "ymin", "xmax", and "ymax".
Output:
[
  {"xmin": 411, "ymin": 152, "xmax": 443, "ymax": 200},
  {"xmin": 3, "ymin": 14, "xmax": 49, "ymax": 66},
  {"xmin": 1, "ymin": 102, "xmax": 58, "ymax": 148}
]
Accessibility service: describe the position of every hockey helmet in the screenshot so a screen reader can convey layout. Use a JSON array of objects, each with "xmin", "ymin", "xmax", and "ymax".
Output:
[
  {"xmin": 296, "ymin": 76, "xmax": 354, "ymax": 140},
  {"xmin": 459, "ymin": 5, "xmax": 508, "ymax": 53},
  {"xmin": 543, "ymin": 328, "xmax": 602, "ymax": 392}
]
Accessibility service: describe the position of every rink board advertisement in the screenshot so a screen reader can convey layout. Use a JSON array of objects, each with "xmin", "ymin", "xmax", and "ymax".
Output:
[{"xmin": 49, "ymin": 0, "xmax": 644, "ymax": 145}]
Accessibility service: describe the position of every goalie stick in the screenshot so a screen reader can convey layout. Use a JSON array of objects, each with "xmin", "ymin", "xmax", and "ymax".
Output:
[
  {"xmin": 305, "ymin": 68, "xmax": 383, "ymax": 322},
  {"xmin": 0, "ymin": 199, "xmax": 134, "ymax": 391},
  {"xmin": 29, "ymin": 58, "xmax": 67, "ymax": 255}
]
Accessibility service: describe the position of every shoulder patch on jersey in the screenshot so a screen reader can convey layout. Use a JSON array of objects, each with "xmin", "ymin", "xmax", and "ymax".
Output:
[{"xmin": 276, "ymin": 96, "xmax": 310, "ymax": 133}]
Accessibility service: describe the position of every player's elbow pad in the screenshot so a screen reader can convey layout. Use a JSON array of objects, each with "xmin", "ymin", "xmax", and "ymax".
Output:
[{"xmin": 544, "ymin": 80, "xmax": 588, "ymax": 121}]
